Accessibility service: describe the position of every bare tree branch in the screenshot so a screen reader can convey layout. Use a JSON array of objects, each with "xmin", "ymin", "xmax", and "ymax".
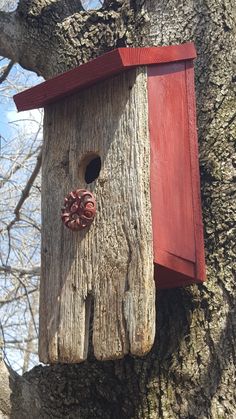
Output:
[
  {"xmin": 0, "ymin": 288, "xmax": 38, "ymax": 306},
  {"xmin": 0, "ymin": 0, "xmax": 138, "ymax": 78},
  {"xmin": 0, "ymin": 266, "xmax": 40, "ymax": 276},
  {"xmin": 15, "ymin": 277, "xmax": 38, "ymax": 338},
  {"xmin": 16, "ymin": 0, "xmax": 84, "ymax": 16},
  {"xmin": 0, "ymin": 11, "xmax": 21, "ymax": 62},
  {"xmin": 22, "ymin": 292, "xmax": 37, "ymax": 373},
  {"xmin": 4, "ymin": 337, "xmax": 36, "ymax": 344},
  {"xmin": 7, "ymin": 149, "xmax": 42, "ymax": 231},
  {"xmin": 0, "ymin": 0, "xmax": 84, "ymax": 71},
  {"xmin": 0, "ymin": 144, "xmax": 42, "ymax": 189},
  {"xmin": 0, "ymin": 60, "xmax": 14, "ymax": 84}
]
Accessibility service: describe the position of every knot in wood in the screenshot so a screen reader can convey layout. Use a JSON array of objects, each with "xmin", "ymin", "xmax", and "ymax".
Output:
[{"xmin": 61, "ymin": 189, "xmax": 96, "ymax": 231}]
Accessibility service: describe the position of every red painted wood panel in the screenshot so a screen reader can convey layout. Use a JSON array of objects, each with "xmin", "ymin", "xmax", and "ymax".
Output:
[
  {"xmin": 148, "ymin": 61, "xmax": 206, "ymax": 288},
  {"xmin": 185, "ymin": 61, "xmax": 206, "ymax": 282},
  {"xmin": 148, "ymin": 62, "xmax": 195, "ymax": 263},
  {"xmin": 14, "ymin": 43, "xmax": 196, "ymax": 112}
]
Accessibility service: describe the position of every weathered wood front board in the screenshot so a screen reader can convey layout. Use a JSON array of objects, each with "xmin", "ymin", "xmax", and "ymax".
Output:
[{"xmin": 40, "ymin": 68, "xmax": 155, "ymax": 363}]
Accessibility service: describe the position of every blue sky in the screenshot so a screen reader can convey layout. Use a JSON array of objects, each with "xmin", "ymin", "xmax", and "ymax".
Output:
[{"xmin": 0, "ymin": 60, "xmax": 44, "ymax": 143}]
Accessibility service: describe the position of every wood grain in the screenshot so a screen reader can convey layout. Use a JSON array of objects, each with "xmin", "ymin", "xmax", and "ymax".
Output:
[
  {"xmin": 185, "ymin": 60, "xmax": 206, "ymax": 282},
  {"xmin": 39, "ymin": 68, "xmax": 155, "ymax": 363},
  {"xmin": 14, "ymin": 43, "xmax": 196, "ymax": 112}
]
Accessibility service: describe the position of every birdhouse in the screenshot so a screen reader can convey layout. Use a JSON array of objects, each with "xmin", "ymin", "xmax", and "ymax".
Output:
[{"xmin": 14, "ymin": 42, "xmax": 205, "ymax": 364}]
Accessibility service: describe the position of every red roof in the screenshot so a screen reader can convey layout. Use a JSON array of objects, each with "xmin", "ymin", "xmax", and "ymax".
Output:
[{"xmin": 14, "ymin": 42, "xmax": 196, "ymax": 112}]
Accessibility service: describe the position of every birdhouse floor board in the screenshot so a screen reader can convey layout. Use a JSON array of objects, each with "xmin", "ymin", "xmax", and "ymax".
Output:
[
  {"xmin": 154, "ymin": 265, "xmax": 203, "ymax": 289},
  {"xmin": 155, "ymin": 250, "xmax": 195, "ymax": 279},
  {"xmin": 39, "ymin": 68, "xmax": 156, "ymax": 363}
]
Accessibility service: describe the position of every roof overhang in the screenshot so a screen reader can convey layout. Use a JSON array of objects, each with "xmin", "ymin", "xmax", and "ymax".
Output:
[{"xmin": 14, "ymin": 42, "xmax": 196, "ymax": 112}]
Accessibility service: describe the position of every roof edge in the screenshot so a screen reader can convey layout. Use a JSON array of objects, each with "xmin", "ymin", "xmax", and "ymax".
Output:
[
  {"xmin": 119, "ymin": 42, "xmax": 196, "ymax": 67},
  {"xmin": 14, "ymin": 43, "xmax": 196, "ymax": 112}
]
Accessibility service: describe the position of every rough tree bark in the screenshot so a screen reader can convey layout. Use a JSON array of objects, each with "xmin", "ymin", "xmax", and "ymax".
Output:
[{"xmin": 0, "ymin": 0, "xmax": 235, "ymax": 418}]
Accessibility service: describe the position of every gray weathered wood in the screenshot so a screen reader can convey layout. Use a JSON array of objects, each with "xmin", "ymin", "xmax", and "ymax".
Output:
[{"xmin": 39, "ymin": 67, "xmax": 155, "ymax": 363}]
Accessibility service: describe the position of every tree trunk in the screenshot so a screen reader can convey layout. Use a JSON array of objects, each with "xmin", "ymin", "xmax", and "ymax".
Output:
[{"xmin": 0, "ymin": 0, "xmax": 235, "ymax": 418}]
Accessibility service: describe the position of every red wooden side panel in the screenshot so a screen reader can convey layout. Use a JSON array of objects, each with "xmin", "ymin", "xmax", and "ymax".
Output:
[
  {"xmin": 148, "ymin": 62, "xmax": 195, "ymax": 263},
  {"xmin": 148, "ymin": 61, "xmax": 205, "ymax": 288},
  {"xmin": 185, "ymin": 61, "xmax": 206, "ymax": 283}
]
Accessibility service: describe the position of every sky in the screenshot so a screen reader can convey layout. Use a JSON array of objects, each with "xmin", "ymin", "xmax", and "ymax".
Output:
[{"xmin": 0, "ymin": 61, "xmax": 43, "ymax": 140}]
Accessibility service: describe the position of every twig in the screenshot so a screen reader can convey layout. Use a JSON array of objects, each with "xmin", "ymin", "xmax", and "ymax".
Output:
[
  {"xmin": 17, "ymin": 278, "xmax": 38, "ymax": 338},
  {"xmin": 7, "ymin": 149, "xmax": 42, "ymax": 232},
  {"xmin": 3, "ymin": 337, "xmax": 37, "ymax": 345},
  {"xmin": 0, "ymin": 60, "xmax": 14, "ymax": 84},
  {"xmin": 0, "ymin": 321, "xmax": 11, "ymax": 366},
  {"xmin": 0, "ymin": 265, "xmax": 40, "ymax": 276},
  {"xmin": 0, "ymin": 144, "xmax": 42, "ymax": 189}
]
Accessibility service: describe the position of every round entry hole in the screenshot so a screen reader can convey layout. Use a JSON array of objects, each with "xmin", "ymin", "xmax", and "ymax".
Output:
[{"xmin": 84, "ymin": 155, "xmax": 101, "ymax": 184}]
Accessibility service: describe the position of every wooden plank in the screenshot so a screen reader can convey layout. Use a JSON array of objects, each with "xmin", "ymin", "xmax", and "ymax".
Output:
[
  {"xmin": 156, "ymin": 250, "xmax": 195, "ymax": 278},
  {"xmin": 120, "ymin": 42, "xmax": 196, "ymax": 66},
  {"xmin": 148, "ymin": 62, "xmax": 196, "ymax": 265},
  {"xmin": 185, "ymin": 61, "xmax": 206, "ymax": 282},
  {"xmin": 14, "ymin": 43, "xmax": 196, "ymax": 112},
  {"xmin": 148, "ymin": 61, "xmax": 205, "ymax": 287},
  {"xmin": 39, "ymin": 68, "xmax": 155, "ymax": 363}
]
